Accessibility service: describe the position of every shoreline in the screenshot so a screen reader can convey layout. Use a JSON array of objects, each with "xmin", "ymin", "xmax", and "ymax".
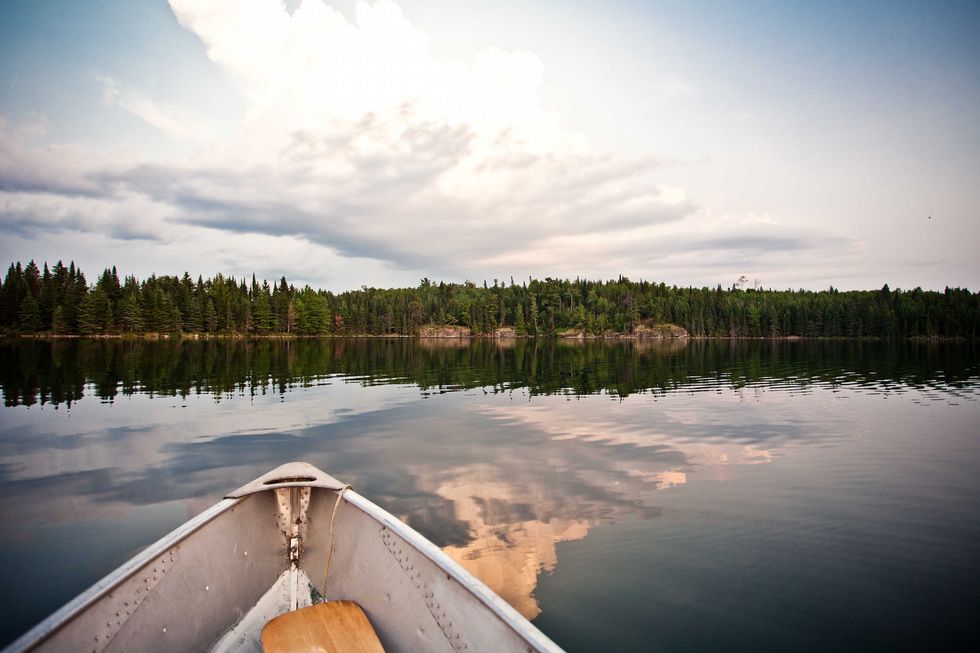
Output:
[{"xmin": 3, "ymin": 333, "xmax": 972, "ymax": 342}]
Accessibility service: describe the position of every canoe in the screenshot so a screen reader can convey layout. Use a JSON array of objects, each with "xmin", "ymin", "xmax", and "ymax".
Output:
[{"xmin": 6, "ymin": 462, "xmax": 564, "ymax": 653}]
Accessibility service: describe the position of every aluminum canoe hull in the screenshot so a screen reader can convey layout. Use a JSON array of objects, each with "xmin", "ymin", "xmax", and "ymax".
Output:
[{"xmin": 6, "ymin": 462, "xmax": 563, "ymax": 653}]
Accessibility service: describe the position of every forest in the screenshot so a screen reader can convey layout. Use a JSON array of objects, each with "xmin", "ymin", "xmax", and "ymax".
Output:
[{"xmin": 1, "ymin": 260, "xmax": 977, "ymax": 339}]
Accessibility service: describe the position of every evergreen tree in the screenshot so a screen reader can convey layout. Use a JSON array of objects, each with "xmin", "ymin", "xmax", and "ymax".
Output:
[
  {"xmin": 51, "ymin": 305, "xmax": 67, "ymax": 334},
  {"xmin": 514, "ymin": 305, "xmax": 527, "ymax": 335},
  {"xmin": 253, "ymin": 282, "xmax": 274, "ymax": 333},
  {"xmin": 78, "ymin": 288, "xmax": 111, "ymax": 334},
  {"xmin": 62, "ymin": 263, "xmax": 86, "ymax": 333},
  {"xmin": 24, "ymin": 260, "xmax": 41, "ymax": 299},
  {"xmin": 178, "ymin": 273, "xmax": 195, "ymax": 331},
  {"xmin": 19, "ymin": 295, "xmax": 40, "ymax": 333},
  {"xmin": 39, "ymin": 262, "xmax": 56, "ymax": 330},
  {"xmin": 96, "ymin": 267, "xmax": 122, "ymax": 329},
  {"xmin": 0, "ymin": 263, "xmax": 22, "ymax": 329},
  {"xmin": 205, "ymin": 300, "xmax": 218, "ymax": 333},
  {"xmin": 529, "ymin": 295, "xmax": 539, "ymax": 335},
  {"xmin": 118, "ymin": 293, "xmax": 145, "ymax": 333}
]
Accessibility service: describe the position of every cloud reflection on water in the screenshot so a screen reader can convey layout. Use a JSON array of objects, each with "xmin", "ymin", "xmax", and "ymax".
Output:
[
  {"xmin": 0, "ymin": 380, "xmax": 813, "ymax": 618},
  {"xmin": 428, "ymin": 394, "xmax": 802, "ymax": 617}
]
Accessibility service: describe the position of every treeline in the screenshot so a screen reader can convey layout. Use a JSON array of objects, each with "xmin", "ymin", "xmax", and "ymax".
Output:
[{"xmin": 1, "ymin": 260, "xmax": 977, "ymax": 339}]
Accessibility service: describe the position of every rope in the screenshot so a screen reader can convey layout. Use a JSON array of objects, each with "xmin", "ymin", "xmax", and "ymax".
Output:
[{"xmin": 322, "ymin": 484, "xmax": 352, "ymax": 600}]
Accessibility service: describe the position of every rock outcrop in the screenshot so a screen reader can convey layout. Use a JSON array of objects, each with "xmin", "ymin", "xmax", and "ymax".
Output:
[
  {"xmin": 556, "ymin": 322, "xmax": 688, "ymax": 339},
  {"xmin": 418, "ymin": 324, "xmax": 472, "ymax": 338},
  {"xmin": 633, "ymin": 322, "xmax": 688, "ymax": 338}
]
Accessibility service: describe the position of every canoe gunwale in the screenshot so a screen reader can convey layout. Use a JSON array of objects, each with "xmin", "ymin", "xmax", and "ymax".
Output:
[
  {"xmin": 343, "ymin": 489, "xmax": 565, "ymax": 653},
  {"xmin": 4, "ymin": 497, "xmax": 241, "ymax": 653}
]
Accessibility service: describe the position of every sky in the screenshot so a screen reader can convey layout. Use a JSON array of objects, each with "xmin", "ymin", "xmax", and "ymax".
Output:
[{"xmin": 1, "ymin": 0, "xmax": 978, "ymax": 292}]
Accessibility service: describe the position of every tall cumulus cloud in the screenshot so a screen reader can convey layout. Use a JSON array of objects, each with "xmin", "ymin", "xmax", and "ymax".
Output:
[{"xmin": 0, "ymin": 0, "xmax": 854, "ymax": 286}]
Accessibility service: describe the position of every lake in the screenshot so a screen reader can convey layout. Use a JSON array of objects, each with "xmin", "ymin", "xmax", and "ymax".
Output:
[{"xmin": 1, "ymin": 338, "xmax": 978, "ymax": 651}]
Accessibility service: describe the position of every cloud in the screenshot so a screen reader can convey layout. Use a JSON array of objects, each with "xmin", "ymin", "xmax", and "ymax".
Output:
[
  {"xmin": 163, "ymin": 0, "xmax": 696, "ymax": 270},
  {"xmin": 0, "ymin": 0, "xmax": 860, "ymax": 288},
  {"xmin": 97, "ymin": 76, "xmax": 216, "ymax": 144},
  {"xmin": 0, "ymin": 191, "xmax": 169, "ymax": 241},
  {"xmin": 0, "ymin": 118, "xmax": 105, "ymax": 198}
]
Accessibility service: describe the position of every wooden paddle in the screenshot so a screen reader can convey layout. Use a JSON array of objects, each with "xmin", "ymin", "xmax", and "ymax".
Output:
[{"xmin": 262, "ymin": 601, "xmax": 386, "ymax": 653}]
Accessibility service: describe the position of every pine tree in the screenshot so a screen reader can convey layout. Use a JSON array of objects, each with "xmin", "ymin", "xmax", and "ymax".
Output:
[
  {"xmin": 19, "ymin": 295, "xmax": 40, "ymax": 333},
  {"xmin": 165, "ymin": 301, "xmax": 182, "ymax": 334},
  {"xmin": 97, "ymin": 267, "xmax": 122, "ymax": 328},
  {"xmin": 24, "ymin": 260, "xmax": 41, "ymax": 299},
  {"xmin": 118, "ymin": 293, "xmax": 145, "ymax": 333},
  {"xmin": 253, "ymin": 283, "xmax": 273, "ymax": 333},
  {"xmin": 152, "ymin": 290, "xmax": 173, "ymax": 333},
  {"xmin": 78, "ymin": 288, "xmax": 110, "ymax": 334},
  {"xmin": 194, "ymin": 275, "xmax": 207, "ymax": 332},
  {"xmin": 529, "ymin": 295, "xmax": 539, "ymax": 335},
  {"xmin": 0, "ymin": 263, "xmax": 21, "ymax": 329},
  {"xmin": 40, "ymin": 262, "xmax": 56, "ymax": 330},
  {"xmin": 514, "ymin": 305, "xmax": 526, "ymax": 335},
  {"xmin": 179, "ymin": 273, "xmax": 194, "ymax": 330},
  {"xmin": 51, "ymin": 305, "xmax": 67, "ymax": 333},
  {"xmin": 293, "ymin": 294, "xmax": 310, "ymax": 334},
  {"xmin": 63, "ymin": 264, "xmax": 86, "ymax": 333},
  {"xmin": 205, "ymin": 300, "xmax": 218, "ymax": 333}
]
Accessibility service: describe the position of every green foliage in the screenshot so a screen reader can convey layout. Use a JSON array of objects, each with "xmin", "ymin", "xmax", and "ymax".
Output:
[
  {"xmin": 19, "ymin": 295, "xmax": 40, "ymax": 333},
  {"xmin": 0, "ymin": 261, "xmax": 977, "ymax": 339},
  {"xmin": 50, "ymin": 305, "xmax": 67, "ymax": 334},
  {"xmin": 294, "ymin": 286, "xmax": 331, "ymax": 335},
  {"xmin": 118, "ymin": 294, "xmax": 144, "ymax": 333},
  {"xmin": 78, "ymin": 288, "xmax": 111, "ymax": 334},
  {"xmin": 252, "ymin": 282, "xmax": 274, "ymax": 334}
]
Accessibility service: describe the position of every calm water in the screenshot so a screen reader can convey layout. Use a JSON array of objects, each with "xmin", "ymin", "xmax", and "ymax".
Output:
[{"xmin": 1, "ymin": 338, "xmax": 978, "ymax": 651}]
